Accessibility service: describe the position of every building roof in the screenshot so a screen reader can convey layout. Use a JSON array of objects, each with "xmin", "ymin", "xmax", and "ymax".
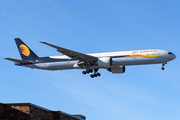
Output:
[{"xmin": 2, "ymin": 103, "xmax": 85, "ymax": 120}]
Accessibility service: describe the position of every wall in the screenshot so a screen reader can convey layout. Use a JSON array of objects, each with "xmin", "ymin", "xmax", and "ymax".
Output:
[{"xmin": 30, "ymin": 105, "xmax": 53, "ymax": 120}]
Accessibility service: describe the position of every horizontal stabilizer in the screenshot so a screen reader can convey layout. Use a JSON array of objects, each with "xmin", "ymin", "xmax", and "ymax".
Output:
[{"xmin": 4, "ymin": 58, "xmax": 32, "ymax": 64}]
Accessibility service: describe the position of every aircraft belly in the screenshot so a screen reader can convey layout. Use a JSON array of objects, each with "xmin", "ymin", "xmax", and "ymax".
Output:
[
  {"xmin": 25, "ymin": 61, "xmax": 78, "ymax": 70},
  {"xmin": 20, "ymin": 57, "xmax": 169, "ymax": 70},
  {"xmin": 112, "ymin": 58, "xmax": 138, "ymax": 66},
  {"xmin": 112, "ymin": 57, "xmax": 165, "ymax": 66},
  {"xmin": 55, "ymin": 61, "xmax": 78, "ymax": 70}
]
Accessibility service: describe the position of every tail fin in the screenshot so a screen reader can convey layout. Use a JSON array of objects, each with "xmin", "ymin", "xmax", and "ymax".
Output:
[{"xmin": 15, "ymin": 38, "xmax": 39, "ymax": 60}]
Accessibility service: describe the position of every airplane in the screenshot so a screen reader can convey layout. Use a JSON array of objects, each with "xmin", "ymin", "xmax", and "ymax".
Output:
[{"xmin": 4, "ymin": 38, "xmax": 176, "ymax": 78}]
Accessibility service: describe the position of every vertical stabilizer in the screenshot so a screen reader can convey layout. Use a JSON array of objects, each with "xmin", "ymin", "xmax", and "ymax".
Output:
[{"xmin": 14, "ymin": 38, "xmax": 39, "ymax": 60}]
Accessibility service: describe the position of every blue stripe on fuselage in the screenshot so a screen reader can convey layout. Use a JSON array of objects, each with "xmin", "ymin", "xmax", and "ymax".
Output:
[
  {"xmin": 15, "ymin": 57, "xmax": 76, "ymax": 66},
  {"xmin": 30, "ymin": 57, "xmax": 74, "ymax": 63},
  {"xmin": 16, "ymin": 55, "xmax": 130, "ymax": 65}
]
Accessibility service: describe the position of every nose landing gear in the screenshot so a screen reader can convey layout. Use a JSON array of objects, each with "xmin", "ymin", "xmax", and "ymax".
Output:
[
  {"xmin": 161, "ymin": 67, "xmax": 165, "ymax": 70},
  {"xmin": 161, "ymin": 62, "xmax": 167, "ymax": 70}
]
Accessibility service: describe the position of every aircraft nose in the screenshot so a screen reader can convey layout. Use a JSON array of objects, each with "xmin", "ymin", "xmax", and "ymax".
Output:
[{"xmin": 173, "ymin": 54, "xmax": 177, "ymax": 59}]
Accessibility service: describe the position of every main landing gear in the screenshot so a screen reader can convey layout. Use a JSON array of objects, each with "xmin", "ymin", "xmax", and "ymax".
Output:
[
  {"xmin": 82, "ymin": 69, "xmax": 101, "ymax": 78},
  {"xmin": 82, "ymin": 69, "xmax": 93, "ymax": 74},
  {"xmin": 161, "ymin": 62, "xmax": 167, "ymax": 70}
]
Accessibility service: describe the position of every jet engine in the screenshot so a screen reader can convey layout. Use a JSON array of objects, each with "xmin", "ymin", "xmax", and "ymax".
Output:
[
  {"xmin": 97, "ymin": 57, "xmax": 112, "ymax": 68},
  {"xmin": 108, "ymin": 66, "xmax": 125, "ymax": 74}
]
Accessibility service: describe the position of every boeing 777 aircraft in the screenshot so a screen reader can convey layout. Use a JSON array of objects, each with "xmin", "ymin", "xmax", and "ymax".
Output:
[{"xmin": 5, "ymin": 38, "xmax": 176, "ymax": 78}]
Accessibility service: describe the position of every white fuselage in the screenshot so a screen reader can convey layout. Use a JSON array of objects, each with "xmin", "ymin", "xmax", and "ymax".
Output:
[{"xmin": 21, "ymin": 49, "xmax": 176, "ymax": 71}]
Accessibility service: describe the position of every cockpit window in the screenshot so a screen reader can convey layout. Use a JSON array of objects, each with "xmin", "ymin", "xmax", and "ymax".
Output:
[{"xmin": 168, "ymin": 52, "xmax": 173, "ymax": 54}]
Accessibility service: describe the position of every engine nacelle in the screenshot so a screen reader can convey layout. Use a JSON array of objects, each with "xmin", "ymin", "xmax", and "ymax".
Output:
[
  {"xmin": 98, "ymin": 57, "xmax": 112, "ymax": 68},
  {"xmin": 108, "ymin": 66, "xmax": 125, "ymax": 74}
]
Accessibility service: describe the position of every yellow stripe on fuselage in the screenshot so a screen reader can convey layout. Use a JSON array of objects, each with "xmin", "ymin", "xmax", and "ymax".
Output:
[
  {"xmin": 122, "ymin": 54, "xmax": 162, "ymax": 59},
  {"xmin": 165, "ymin": 57, "xmax": 173, "ymax": 61}
]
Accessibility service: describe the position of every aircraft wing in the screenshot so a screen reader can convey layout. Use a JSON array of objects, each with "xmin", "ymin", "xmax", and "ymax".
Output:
[
  {"xmin": 40, "ymin": 42, "xmax": 98, "ymax": 61},
  {"xmin": 4, "ymin": 58, "xmax": 32, "ymax": 64}
]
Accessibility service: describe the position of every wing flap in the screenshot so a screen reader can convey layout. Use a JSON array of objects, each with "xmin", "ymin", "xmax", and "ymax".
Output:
[
  {"xmin": 4, "ymin": 58, "xmax": 32, "ymax": 64},
  {"xmin": 40, "ymin": 42, "xmax": 97, "ymax": 61}
]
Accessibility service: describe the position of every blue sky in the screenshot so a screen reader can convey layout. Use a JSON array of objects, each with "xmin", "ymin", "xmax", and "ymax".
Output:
[{"xmin": 0, "ymin": 0, "xmax": 180, "ymax": 120}]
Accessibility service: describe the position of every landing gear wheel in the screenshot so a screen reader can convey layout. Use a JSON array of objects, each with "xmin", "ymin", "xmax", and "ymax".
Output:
[
  {"xmin": 82, "ymin": 71, "xmax": 86, "ymax": 74},
  {"xmin": 89, "ymin": 69, "xmax": 93, "ymax": 73},
  {"xmin": 161, "ymin": 67, "xmax": 165, "ymax": 70},
  {"xmin": 83, "ymin": 68, "xmax": 102, "ymax": 78},
  {"xmin": 94, "ymin": 74, "xmax": 97, "ymax": 77},
  {"xmin": 90, "ymin": 74, "xmax": 94, "ymax": 78},
  {"xmin": 97, "ymin": 73, "xmax": 101, "ymax": 76},
  {"xmin": 161, "ymin": 62, "xmax": 167, "ymax": 71}
]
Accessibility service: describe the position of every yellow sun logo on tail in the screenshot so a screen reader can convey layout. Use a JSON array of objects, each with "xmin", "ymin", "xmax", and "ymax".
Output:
[{"xmin": 19, "ymin": 44, "xmax": 30, "ymax": 56}]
